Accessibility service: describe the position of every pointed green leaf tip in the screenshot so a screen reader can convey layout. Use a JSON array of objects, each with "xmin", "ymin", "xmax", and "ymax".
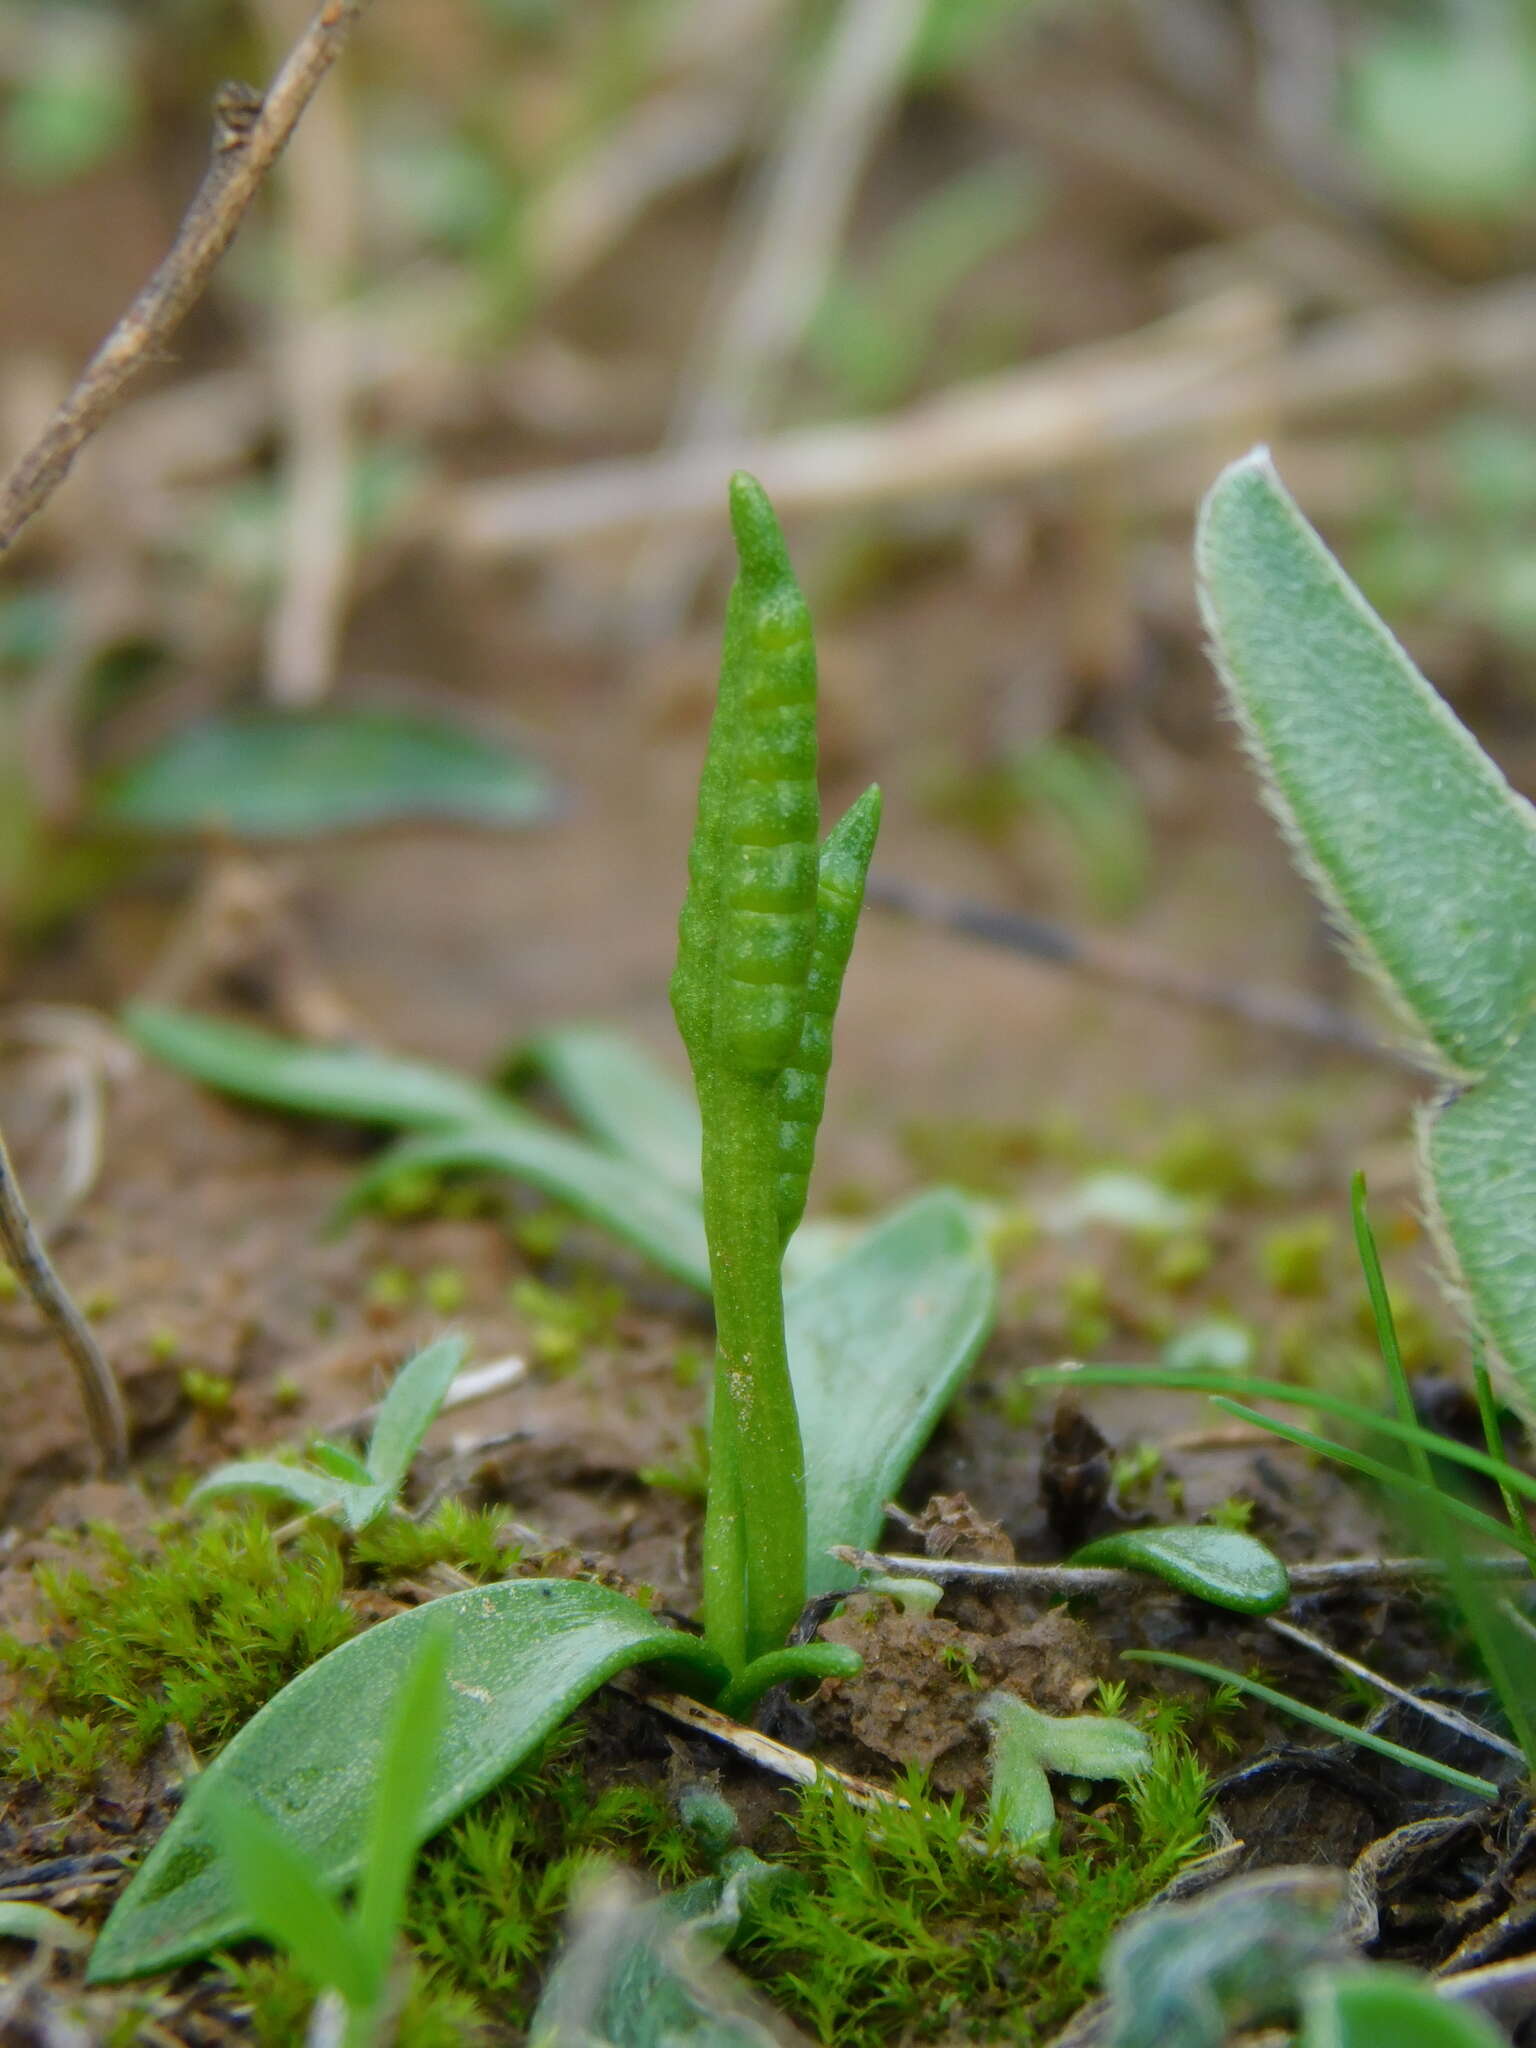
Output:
[
  {"xmin": 1197, "ymin": 447, "xmax": 1536, "ymax": 1078},
  {"xmin": 727, "ymin": 471, "xmax": 793, "ymax": 591},
  {"xmin": 1071, "ymin": 1525, "xmax": 1290, "ymax": 1614}
]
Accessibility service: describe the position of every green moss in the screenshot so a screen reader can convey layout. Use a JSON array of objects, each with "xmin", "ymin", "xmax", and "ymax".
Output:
[
  {"xmin": 510, "ymin": 1274, "xmax": 621, "ymax": 1372},
  {"xmin": 1152, "ymin": 1235, "xmax": 1214, "ymax": 1292},
  {"xmin": 351, "ymin": 1501, "xmax": 518, "ymax": 1582},
  {"xmin": 1260, "ymin": 1218, "xmax": 1335, "ymax": 1298},
  {"xmin": 224, "ymin": 1953, "xmax": 489, "ymax": 2047},
  {"xmin": 180, "ymin": 1367, "xmax": 234, "ymax": 1414},
  {"xmin": 403, "ymin": 1727, "xmax": 697, "ymax": 2025},
  {"xmin": 423, "ymin": 1265, "xmax": 468, "ymax": 1315},
  {"xmin": 1, "ymin": 1516, "xmax": 355, "ymax": 1792},
  {"xmin": 740, "ymin": 1716, "xmax": 1211, "ymax": 2044}
]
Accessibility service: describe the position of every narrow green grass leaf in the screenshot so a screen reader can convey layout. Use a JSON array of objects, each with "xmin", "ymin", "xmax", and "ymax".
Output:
[
  {"xmin": 96, "ymin": 708, "xmax": 558, "ymax": 840},
  {"xmin": 509, "ymin": 1026, "xmax": 702, "ymax": 1196},
  {"xmin": 1208, "ymin": 1399, "xmax": 1525, "ymax": 1557},
  {"xmin": 345, "ymin": 1123, "xmax": 711, "ymax": 1293},
  {"xmin": 364, "ymin": 1334, "xmax": 467, "ymax": 1496},
  {"xmin": 1024, "ymin": 1363, "xmax": 1536, "ymax": 1537},
  {"xmin": 205, "ymin": 1791, "xmax": 375, "ymax": 2007},
  {"xmin": 126, "ymin": 1004, "xmax": 507, "ymax": 1130},
  {"xmin": 353, "ymin": 1613, "xmax": 451, "ymax": 1982},
  {"xmin": 1122, "ymin": 1650, "xmax": 1498, "ymax": 1799},
  {"xmin": 1426, "ymin": 1011, "xmax": 1536, "ymax": 1419},
  {"xmin": 1301, "ymin": 1967, "xmax": 1508, "ymax": 2048},
  {"xmin": 788, "ymin": 1189, "xmax": 996, "ymax": 1594},
  {"xmin": 88, "ymin": 1582, "xmax": 727, "ymax": 1983},
  {"xmin": 1197, "ymin": 450, "xmax": 1536, "ymax": 1075},
  {"xmin": 0, "ymin": 1902, "xmax": 90, "ymax": 1951},
  {"xmin": 1069, "ymin": 1527, "xmax": 1290, "ymax": 1615}
]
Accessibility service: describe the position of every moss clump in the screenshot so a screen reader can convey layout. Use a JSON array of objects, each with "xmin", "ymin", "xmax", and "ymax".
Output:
[
  {"xmin": 2, "ymin": 1515, "xmax": 355, "ymax": 1791},
  {"xmin": 351, "ymin": 1500, "xmax": 518, "ymax": 1582},
  {"xmin": 739, "ymin": 1718, "xmax": 1211, "ymax": 2044},
  {"xmin": 404, "ymin": 1726, "xmax": 696, "ymax": 2025}
]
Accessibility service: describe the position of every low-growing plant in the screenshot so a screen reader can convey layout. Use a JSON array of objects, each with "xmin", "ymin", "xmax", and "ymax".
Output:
[
  {"xmin": 189, "ymin": 1334, "xmax": 466, "ymax": 1532},
  {"xmin": 87, "ymin": 476, "xmax": 998, "ymax": 1985}
]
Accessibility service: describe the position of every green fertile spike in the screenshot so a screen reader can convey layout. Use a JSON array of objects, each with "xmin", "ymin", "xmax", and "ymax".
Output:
[
  {"xmin": 671, "ymin": 473, "xmax": 821, "ymax": 1079},
  {"xmin": 776, "ymin": 785, "xmax": 882, "ymax": 1242}
]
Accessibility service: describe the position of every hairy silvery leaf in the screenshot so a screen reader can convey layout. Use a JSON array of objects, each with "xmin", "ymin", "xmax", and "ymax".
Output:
[
  {"xmin": 1104, "ymin": 1867, "xmax": 1350, "ymax": 2048},
  {"xmin": 188, "ymin": 1459, "xmax": 387, "ymax": 1532},
  {"xmin": 88, "ymin": 1583, "xmax": 725, "ymax": 1983},
  {"xmin": 1424, "ymin": 1012, "xmax": 1536, "ymax": 1419},
  {"xmin": 1197, "ymin": 449, "xmax": 1536, "ymax": 1078},
  {"xmin": 786, "ymin": 1189, "xmax": 995, "ymax": 1595},
  {"xmin": 979, "ymin": 1690, "xmax": 1150, "ymax": 1849}
]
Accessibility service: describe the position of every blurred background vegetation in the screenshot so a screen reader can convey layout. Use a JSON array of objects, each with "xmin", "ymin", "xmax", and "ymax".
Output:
[{"xmin": 2, "ymin": 0, "xmax": 1535, "ymax": 1115}]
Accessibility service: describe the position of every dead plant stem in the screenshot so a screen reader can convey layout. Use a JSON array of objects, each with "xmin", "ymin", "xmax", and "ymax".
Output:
[
  {"xmin": 0, "ymin": 1126, "xmax": 127, "ymax": 1473},
  {"xmin": 0, "ymin": 0, "xmax": 375, "ymax": 559}
]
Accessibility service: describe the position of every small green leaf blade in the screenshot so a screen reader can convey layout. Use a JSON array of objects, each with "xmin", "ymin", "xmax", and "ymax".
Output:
[
  {"xmin": 1070, "ymin": 1526, "xmax": 1290, "ymax": 1615},
  {"xmin": 187, "ymin": 1461, "xmax": 380, "ymax": 1527},
  {"xmin": 205, "ymin": 1791, "xmax": 375, "ymax": 2008},
  {"xmin": 345, "ymin": 1123, "xmax": 712, "ymax": 1294},
  {"xmin": 95, "ymin": 708, "xmax": 558, "ymax": 840},
  {"xmin": 1197, "ymin": 449, "xmax": 1536, "ymax": 1075},
  {"xmin": 1425, "ymin": 1010, "xmax": 1536, "ymax": 1420},
  {"xmin": 0, "ymin": 1902, "xmax": 91, "ymax": 1952},
  {"xmin": 980, "ymin": 1690, "xmax": 1149, "ymax": 1849},
  {"xmin": 510, "ymin": 1026, "xmax": 702, "ymax": 1196},
  {"xmin": 788, "ymin": 1189, "xmax": 996, "ymax": 1594},
  {"xmin": 354, "ymin": 1612, "xmax": 451, "ymax": 1980},
  {"xmin": 1301, "ymin": 1967, "xmax": 1507, "ymax": 2048},
  {"xmin": 87, "ymin": 1581, "xmax": 725, "ymax": 1983},
  {"xmin": 365, "ymin": 1334, "xmax": 468, "ymax": 1495},
  {"xmin": 126, "ymin": 1004, "xmax": 507, "ymax": 1131}
]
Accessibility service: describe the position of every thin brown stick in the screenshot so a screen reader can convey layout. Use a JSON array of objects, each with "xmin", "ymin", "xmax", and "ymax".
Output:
[
  {"xmin": 1264, "ymin": 1615, "xmax": 1524, "ymax": 1763},
  {"xmin": 0, "ymin": 0, "xmax": 375, "ymax": 559},
  {"xmin": 865, "ymin": 875, "xmax": 1429, "ymax": 1070},
  {"xmin": 0, "ymin": 1126, "xmax": 127, "ymax": 1474},
  {"xmin": 831, "ymin": 1546, "xmax": 1532, "ymax": 1594}
]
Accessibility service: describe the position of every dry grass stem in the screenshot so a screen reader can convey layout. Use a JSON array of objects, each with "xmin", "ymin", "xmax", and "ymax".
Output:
[
  {"xmin": 0, "ymin": 0, "xmax": 376, "ymax": 559},
  {"xmin": 832, "ymin": 1548, "xmax": 1532, "ymax": 1594},
  {"xmin": 1265, "ymin": 1616, "xmax": 1524, "ymax": 1763},
  {"xmin": 0, "ymin": 1125, "xmax": 127, "ymax": 1474}
]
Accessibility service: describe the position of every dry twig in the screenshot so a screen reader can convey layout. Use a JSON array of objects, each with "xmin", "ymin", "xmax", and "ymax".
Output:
[
  {"xmin": 831, "ymin": 1546, "xmax": 1532, "ymax": 1595},
  {"xmin": 866, "ymin": 875, "xmax": 1427, "ymax": 1068},
  {"xmin": 0, "ymin": 0, "xmax": 376, "ymax": 559},
  {"xmin": 0, "ymin": 1126, "xmax": 127, "ymax": 1474}
]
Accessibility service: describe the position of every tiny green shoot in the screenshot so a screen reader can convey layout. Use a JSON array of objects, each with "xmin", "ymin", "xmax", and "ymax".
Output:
[{"xmin": 189, "ymin": 1333, "xmax": 467, "ymax": 1532}]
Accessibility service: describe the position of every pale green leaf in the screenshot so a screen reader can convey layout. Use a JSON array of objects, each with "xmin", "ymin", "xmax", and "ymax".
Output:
[
  {"xmin": 0, "ymin": 1902, "xmax": 90, "ymax": 1951},
  {"xmin": 787, "ymin": 1189, "xmax": 996, "ymax": 1594},
  {"xmin": 96, "ymin": 708, "xmax": 557, "ymax": 840},
  {"xmin": 87, "ymin": 1582, "xmax": 726, "ymax": 1983},
  {"xmin": 126, "ymin": 1004, "xmax": 507, "ymax": 1131},
  {"xmin": 1301, "ymin": 1967, "xmax": 1507, "ymax": 2048},
  {"xmin": 511, "ymin": 1025, "xmax": 702, "ymax": 1195},
  {"xmin": 1425, "ymin": 1010, "xmax": 1536, "ymax": 1419},
  {"xmin": 1070, "ymin": 1526, "xmax": 1290, "ymax": 1616},
  {"xmin": 1104, "ymin": 1868, "xmax": 1349, "ymax": 2048},
  {"xmin": 1197, "ymin": 449, "xmax": 1536, "ymax": 1076},
  {"xmin": 980, "ymin": 1690, "xmax": 1148, "ymax": 1848},
  {"xmin": 187, "ymin": 1461, "xmax": 383, "ymax": 1530},
  {"xmin": 365, "ymin": 1334, "xmax": 468, "ymax": 1495},
  {"xmin": 345, "ymin": 1123, "xmax": 711, "ymax": 1294}
]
